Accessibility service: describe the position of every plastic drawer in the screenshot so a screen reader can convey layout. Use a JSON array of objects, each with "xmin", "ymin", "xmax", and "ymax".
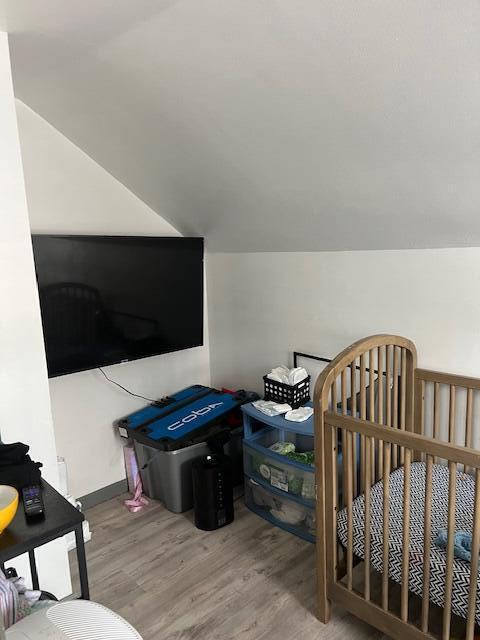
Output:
[
  {"xmin": 245, "ymin": 476, "xmax": 315, "ymax": 542},
  {"xmin": 243, "ymin": 428, "xmax": 315, "ymax": 504}
]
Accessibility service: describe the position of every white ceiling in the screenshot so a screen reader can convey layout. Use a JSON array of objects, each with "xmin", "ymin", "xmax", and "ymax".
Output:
[{"xmin": 1, "ymin": 1, "xmax": 480, "ymax": 252}]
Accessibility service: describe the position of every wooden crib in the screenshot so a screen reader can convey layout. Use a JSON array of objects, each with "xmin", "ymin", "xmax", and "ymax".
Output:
[{"xmin": 314, "ymin": 334, "xmax": 480, "ymax": 640}]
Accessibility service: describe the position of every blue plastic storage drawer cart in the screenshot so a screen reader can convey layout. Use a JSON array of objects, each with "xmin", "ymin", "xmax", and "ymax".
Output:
[{"xmin": 241, "ymin": 402, "xmax": 316, "ymax": 543}]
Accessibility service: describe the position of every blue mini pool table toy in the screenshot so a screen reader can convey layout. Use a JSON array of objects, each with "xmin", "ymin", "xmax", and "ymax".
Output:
[
  {"xmin": 115, "ymin": 385, "xmax": 258, "ymax": 512},
  {"xmin": 116, "ymin": 385, "xmax": 257, "ymax": 451}
]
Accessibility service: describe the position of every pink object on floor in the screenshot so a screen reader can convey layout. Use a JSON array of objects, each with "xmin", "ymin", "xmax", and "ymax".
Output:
[
  {"xmin": 123, "ymin": 444, "xmax": 149, "ymax": 513},
  {"xmin": 124, "ymin": 474, "xmax": 149, "ymax": 513}
]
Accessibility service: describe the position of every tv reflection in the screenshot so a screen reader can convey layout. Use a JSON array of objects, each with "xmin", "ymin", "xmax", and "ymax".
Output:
[{"xmin": 39, "ymin": 282, "xmax": 160, "ymax": 372}]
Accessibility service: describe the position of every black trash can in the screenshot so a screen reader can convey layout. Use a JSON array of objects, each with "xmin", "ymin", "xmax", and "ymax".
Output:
[{"xmin": 192, "ymin": 454, "xmax": 234, "ymax": 531}]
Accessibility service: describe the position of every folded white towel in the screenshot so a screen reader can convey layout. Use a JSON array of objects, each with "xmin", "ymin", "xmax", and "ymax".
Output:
[
  {"xmin": 266, "ymin": 366, "xmax": 308, "ymax": 386},
  {"xmin": 285, "ymin": 407, "xmax": 314, "ymax": 422},
  {"xmin": 266, "ymin": 366, "xmax": 291, "ymax": 384},
  {"xmin": 289, "ymin": 367, "xmax": 309, "ymax": 385},
  {"xmin": 253, "ymin": 400, "xmax": 292, "ymax": 417}
]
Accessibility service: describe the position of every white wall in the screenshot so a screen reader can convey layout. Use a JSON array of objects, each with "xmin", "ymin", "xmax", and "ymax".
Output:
[
  {"xmin": 0, "ymin": 34, "xmax": 71, "ymax": 596},
  {"xmin": 207, "ymin": 249, "xmax": 480, "ymax": 392},
  {"xmin": 17, "ymin": 100, "xmax": 210, "ymax": 499},
  {"xmin": 15, "ymin": 100, "xmax": 180, "ymax": 237}
]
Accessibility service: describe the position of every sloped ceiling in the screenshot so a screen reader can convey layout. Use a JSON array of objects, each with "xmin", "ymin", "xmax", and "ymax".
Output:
[{"xmin": 1, "ymin": 1, "xmax": 480, "ymax": 252}]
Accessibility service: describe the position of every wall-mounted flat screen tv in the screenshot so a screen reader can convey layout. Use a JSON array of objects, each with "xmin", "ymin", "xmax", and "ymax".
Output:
[{"xmin": 32, "ymin": 235, "xmax": 204, "ymax": 377}]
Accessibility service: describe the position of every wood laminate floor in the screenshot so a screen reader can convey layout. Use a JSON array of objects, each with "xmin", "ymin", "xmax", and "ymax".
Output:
[{"xmin": 70, "ymin": 494, "xmax": 383, "ymax": 640}]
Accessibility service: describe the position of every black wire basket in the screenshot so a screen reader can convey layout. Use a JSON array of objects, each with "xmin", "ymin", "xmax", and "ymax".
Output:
[{"xmin": 263, "ymin": 375, "xmax": 310, "ymax": 409}]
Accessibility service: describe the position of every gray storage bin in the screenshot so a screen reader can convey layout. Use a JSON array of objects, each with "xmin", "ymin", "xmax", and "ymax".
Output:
[{"xmin": 135, "ymin": 427, "xmax": 243, "ymax": 513}]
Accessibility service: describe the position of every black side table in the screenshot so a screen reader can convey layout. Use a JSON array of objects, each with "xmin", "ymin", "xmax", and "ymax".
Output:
[{"xmin": 0, "ymin": 480, "xmax": 89, "ymax": 599}]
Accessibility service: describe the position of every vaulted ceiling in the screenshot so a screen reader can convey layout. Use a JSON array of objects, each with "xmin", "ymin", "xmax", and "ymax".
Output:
[{"xmin": 1, "ymin": 1, "xmax": 480, "ymax": 251}]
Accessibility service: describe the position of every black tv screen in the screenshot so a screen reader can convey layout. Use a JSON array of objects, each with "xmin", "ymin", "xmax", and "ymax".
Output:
[{"xmin": 32, "ymin": 235, "xmax": 204, "ymax": 377}]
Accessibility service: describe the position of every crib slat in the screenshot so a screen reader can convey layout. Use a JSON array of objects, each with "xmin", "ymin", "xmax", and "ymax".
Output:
[
  {"xmin": 401, "ymin": 449, "xmax": 411, "ymax": 622},
  {"xmin": 377, "ymin": 346, "xmax": 384, "ymax": 425},
  {"xmin": 442, "ymin": 460, "xmax": 457, "ymax": 640},
  {"xmin": 386, "ymin": 346, "xmax": 392, "ymax": 428},
  {"xmin": 332, "ymin": 377, "xmax": 338, "ymax": 413},
  {"xmin": 341, "ymin": 418, "xmax": 349, "ymax": 507},
  {"xmin": 448, "ymin": 385, "xmax": 456, "ymax": 444},
  {"xmin": 369, "ymin": 349, "xmax": 375, "ymax": 422},
  {"xmin": 465, "ymin": 388, "xmax": 473, "ymax": 474},
  {"xmin": 351, "ymin": 430, "xmax": 357, "ymax": 501},
  {"xmin": 325, "ymin": 421, "xmax": 340, "ymax": 595},
  {"xmin": 393, "ymin": 347, "xmax": 398, "ymax": 428},
  {"xmin": 333, "ymin": 426, "xmax": 339, "ymax": 579},
  {"xmin": 350, "ymin": 363, "xmax": 357, "ymax": 496},
  {"xmin": 417, "ymin": 378, "xmax": 425, "ymax": 435},
  {"xmin": 360, "ymin": 354, "xmax": 366, "ymax": 420},
  {"xmin": 400, "ymin": 348, "xmax": 406, "ymax": 464},
  {"xmin": 415, "ymin": 378, "xmax": 425, "ymax": 462},
  {"xmin": 364, "ymin": 435, "xmax": 372, "ymax": 600},
  {"xmin": 382, "ymin": 441, "xmax": 391, "ymax": 611},
  {"xmin": 466, "ymin": 468, "xmax": 480, "ymax": 640},
  {"xmin": 392, "ymin": 347, "xmax": 399, "ymax": 467},
  {"xmin": 341, "ymin": 370, "xmax": 349, "ymax": 507},
  {"xmin": 421, "ymin": 455, "xmax": 433, "ymax": 633},
  {"xmin": 360, "ymin": 354, "xmax": 366, "ymax": 492},
  {"xmin": 377, "ymin": 347, "xmax": 384, "ymax": 479},
  {"xmin": 400, "ymin": 348, "xmax": 406, "ymax": 429},
  {"xmin": 369, "ymin": 350, "xmax": 375, "ymax": 483},
  {"xmin": 345, "ymin": 430, "xmax": 354, "ymax": 591},
  {"xmin": 351, "ymin": 362, "xmax": 357, "ymax": 417},
  {"xmin": 433, "ymin": 382, "xmax": 439, "ymax": 464}
]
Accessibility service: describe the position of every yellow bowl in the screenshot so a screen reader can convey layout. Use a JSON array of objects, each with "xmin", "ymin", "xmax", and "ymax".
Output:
[{"xmin": 0, "ymin": 486, "xmax": 19, "ymax": 533}]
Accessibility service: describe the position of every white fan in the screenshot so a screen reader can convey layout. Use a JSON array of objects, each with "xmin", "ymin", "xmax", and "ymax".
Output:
[{"xmin": 4, "ymin": 601, "xmax": 142, "ymax": 640}]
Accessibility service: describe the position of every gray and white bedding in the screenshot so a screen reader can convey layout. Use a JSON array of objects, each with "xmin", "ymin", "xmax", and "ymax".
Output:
[{"xmin": 337, "ymin": 462, "xmax": 479, "ymax": 622}]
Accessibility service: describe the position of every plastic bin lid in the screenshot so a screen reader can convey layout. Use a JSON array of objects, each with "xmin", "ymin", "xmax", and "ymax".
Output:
[{"xmin": 138, "ymin": 390, "xmax": 244, "ymax": 442}]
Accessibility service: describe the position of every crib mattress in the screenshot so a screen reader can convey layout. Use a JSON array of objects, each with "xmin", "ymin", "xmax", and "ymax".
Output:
[{"xmin": 337, "ymin": 462, "xmax": 480, "ymax": 623}]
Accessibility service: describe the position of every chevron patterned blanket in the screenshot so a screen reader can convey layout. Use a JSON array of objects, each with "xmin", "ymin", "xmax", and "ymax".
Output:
[{"xmin": 337, "ymin": 462, "xmax": 478, "ymax": 622}]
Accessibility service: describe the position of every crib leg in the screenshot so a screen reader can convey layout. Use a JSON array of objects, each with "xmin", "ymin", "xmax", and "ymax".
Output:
[
  {"xmin": 316, "ymin": 543, "xmax": 331, "ymax": 623},
  {"xmin": 317, "ymin": 593, "xmax": 331, "ymax": 624},
  {"xmin": 316, "ymin": 526, "xmax": 331, "ymax": 623}
]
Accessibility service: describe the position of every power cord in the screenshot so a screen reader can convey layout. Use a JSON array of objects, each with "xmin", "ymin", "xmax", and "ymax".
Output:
[{"xmin": 98, "ymin": 367, "xmax": 156, "ymax": 404}]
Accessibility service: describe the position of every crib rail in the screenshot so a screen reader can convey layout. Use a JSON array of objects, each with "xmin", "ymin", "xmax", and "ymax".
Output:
[
  {"xmin": 415, "ymin": 369, "xmax": 480, "ymax": 467},
  {"xmin": 324, "ymin": 410, "xmax": 480, "ymax": 640}
]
